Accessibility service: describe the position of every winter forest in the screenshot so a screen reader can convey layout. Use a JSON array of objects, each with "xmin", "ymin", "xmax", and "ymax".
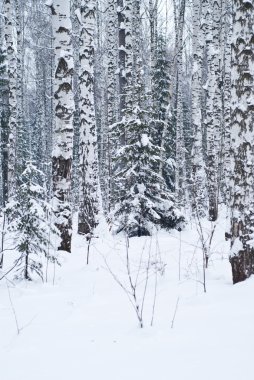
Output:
[{"xmin": 0, "ymin": 0, "xmax": 253, "ymax": 379}]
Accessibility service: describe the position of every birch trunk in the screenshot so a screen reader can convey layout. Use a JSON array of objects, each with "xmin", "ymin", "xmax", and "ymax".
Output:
[
  {"xmin": 173, "ymin": 0, "xmax": 187, "ymax": 207},
  {"xmin": 205, "ymin": 0, "xmax": 222, "ymax": 221},
  {"xmin": 132, "ymin": 0, "xmax": 142, "ymax": 105},
  {"xmin": 107, "ymin": 0, "xmax": 117, "ymax": 126},
  {"xmin": 106, "ymin": 0, "xmax": 118, "ymax": 212},
  {"xmin": 204, "ymin": 1, "xmax": 215, "ymax": 219},
  {"xmin": 78, "ymin": 0, "xmax": 100, "ymax": 236},
  {"xmin": 51, "ymin": 0, "xmax": 74, "ymax": 252},
  {"xmin": 4, "ymin": 0, "xmax": 17, "ymax": 198},
  {"xmin": 191, "ymin": 0, "xmax": 206, "ymax": 217},
  {"xmin": 15, "ymin": 0, "xmax": 25, "ymax": 176},
  {"xmin": 124, "ymin": 0, "xmax": 133, "ymax": 113},
  {"xmin": 230, "ymin": 0, "xmax": 254, "ymax": 284},
  {"xmin": 118, "ymin": 0, "xmax": 126, "ymax": 117},
  {"xmin": 0, "ymin": 39, "xmax": 9, "ymax": 207},
  {"xmin": 221, "ymin": 0, "xmax": 232, "ymax": 204},
  {"xmin": 149, "ymin": 0, "xmax": 157, "ymax": 104}
]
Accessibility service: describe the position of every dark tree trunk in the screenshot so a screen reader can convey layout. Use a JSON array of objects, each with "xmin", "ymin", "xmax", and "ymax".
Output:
[
  {"xmin": 52, "ymin": 156, "xmax": 72, "ymax": 252},
  {"xmin": 229, "ymin": 0, "xmax": 254, "ymax": 284},
  {"xmin": 230, "ymin": 248, "xmax": 254, "ymax": 285}
]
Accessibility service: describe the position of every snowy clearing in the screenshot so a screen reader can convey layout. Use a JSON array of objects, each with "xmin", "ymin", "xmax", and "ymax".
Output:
[{"xmin": 0, "ymin": 213, "xmax": 253, "ymax": 380}]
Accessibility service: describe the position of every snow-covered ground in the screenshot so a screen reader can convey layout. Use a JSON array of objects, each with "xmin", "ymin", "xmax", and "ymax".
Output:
[{"xmin": 1, "ymin": 212, "xmax": 254, "ymax": 380}]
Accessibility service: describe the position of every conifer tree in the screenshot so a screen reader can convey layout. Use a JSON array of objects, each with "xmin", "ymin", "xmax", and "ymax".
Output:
[
  {"xmin": 5, "ymin": 162, "xmax": 60, "ymax": 281},
  {"xmin": 112, "ymin": 0, "xmax": 184, "ymax": 237},
  {"xmin": 112, "ymin": 108, "xmax": 184, "ymax": 237},
  {"xmin": 152, "ymin": 33, "xmax": 174, "ymax": 190}
]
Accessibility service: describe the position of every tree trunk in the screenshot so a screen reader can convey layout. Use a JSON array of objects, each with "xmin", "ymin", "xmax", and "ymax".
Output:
[
  {"xmin": 118, "ymin": 0, "xmax": 126, "ymax": 117},
  {"xmin": 221, "ymin": 0, "xmax": 232, "ymax": 205},
  {"xmin": 4, "ymin": 0, "xmax": 17, "ymax": 199},
  {"xmin": 173, "ymin": 0, "xmax": 187, "ymax": 208},
  {"xmin": 51, "ymin": 0, "xmax": 74, "ymax": 252},
  {"xmin": 78, "ymin": 0, "xmax": 100, "ymax": 236},
  {"xmin": 191, "ymin": 0, "xmax": 206, "ymax": 217},
  {"xmin": 124, "ymin": 0, "xmax": 133, "ymax": 114},
  {"xmin": 230, "ymin": 0, "xmax": 254, "ymax": 284}
]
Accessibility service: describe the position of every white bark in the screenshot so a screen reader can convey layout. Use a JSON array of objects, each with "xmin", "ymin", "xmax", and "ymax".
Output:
[
  {"xmin": 118, "ymin": 0, "xmax": 126, "ymax": 117},
  {"xmin": 173, "ymin": 0, "xmax": 187, "ymax": 207},
  {"xmin": 230, "ymin": 0, "xmax": 254, "ymax": 283},
  {"xmin": 4, "ymin": 0, "xmax": 17, "ymax": 198},
  {"xmin": 78, "ymin": 0, "xmax": 100, "ymax": 236},
  {"xmin": 51, "ymin": 0, "xmax": 74, "ymax": 252},
  {"xmin": 191, "ymin": 0, "xmax": 206, "ymax": 216},
  {"xmin": 205, "ymin": 0, "xmax": 221, "ymax": 221},
  {"xmin": 221, "ymin": 0, "xmax": 232, "ymax": 204},
  {"xmin": 107, "ymin": 0, "xmax": 117, "ymax": 126},
  {"xmin": 124, "ymin": 0, "xmax": 133, "ymax": 113}
]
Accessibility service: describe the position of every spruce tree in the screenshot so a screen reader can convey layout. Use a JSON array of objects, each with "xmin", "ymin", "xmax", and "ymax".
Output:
[
  {"xmin": 152, "ymin": 33, "xmax": 174, "ymax": 191},
  {"xmin": 5, "ymin": 162, "xmax": 60, "ymax": 281},
  {"xmin": 112, "ymin": 107, "xmax": 184, "ymax": 237},
  {"xmin": 112, "ymin": 1, "xmax": 184, "ymax": 237}
]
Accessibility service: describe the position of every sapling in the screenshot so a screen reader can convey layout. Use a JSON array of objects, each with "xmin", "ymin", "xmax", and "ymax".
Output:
[
  {"xmin": 102, "ymin": 234, "xmax": 163, "ymax": 328},
  {"xmin": 5, "ymin": 162, "xmax": 60, "ymax": 281}
]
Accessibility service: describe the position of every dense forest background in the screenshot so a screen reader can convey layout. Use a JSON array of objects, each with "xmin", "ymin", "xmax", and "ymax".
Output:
[{"xmin": 0, "ymin": 0, "xmax": 253, "ymax": 286}]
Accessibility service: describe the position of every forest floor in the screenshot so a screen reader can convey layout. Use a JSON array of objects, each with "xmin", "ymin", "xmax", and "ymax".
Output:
[{"xmin": 0, "ymin": 209, "xmax": 254, "ymax": 380}]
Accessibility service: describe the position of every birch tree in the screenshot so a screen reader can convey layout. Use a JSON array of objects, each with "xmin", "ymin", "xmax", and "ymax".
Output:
[
  {"xmin": 78, "ymin": 0, "xmax": 100, "ymax": 236},
  {"xmin": 124, "ymin": 0, "xmax": 133, "ymax": 114},
  {"xmin": 50, "ymin": 0, "xmax": 74, "ymax": 252},
  {"xmin": 107, "ymin": 0, "xmax": 117, "ymax": 126},
  {"xmin": 221, "ymin": 0, "xmax": 232, "ymax": 204},
  {"xmin": 105, "ymin": 0, "xmax": 117, "ymax": 212},
  {"xmin": 173, "ymin": 0, "xmax": 187, "ymax": 207},
  {"xmin": 15, "ymin": 0, "xmax": 26, "ymax": 176},
  {"xmin": 94, "ymin": 0, "xmax": 108, "ymax": 212},
  {"xmin": 149, "ymin": 0, "xmax": 157, "ymax": 96},
  {"xmin": 0, "ymin": 37, "xmax": 9, "ymax": 207},
  {"xmin": 191, "ymin": 0, "xmax": 206, "ymax": 217},
  {"xmin": 229, "ymin": 0, "xmax": 254, "ymax": 284},
  {"xmin": 205, "ymin": 0, "xmax": 222, "ymax": 221},
  {"xmin": 118, "ymin": 0, "xmax": 126, "ymax": 117},
  {"xmin": 3, "ymin": 0, "xmax": 17, "ymax": 198}
]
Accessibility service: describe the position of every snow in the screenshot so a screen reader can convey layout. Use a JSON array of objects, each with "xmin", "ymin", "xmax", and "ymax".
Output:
[
  {"xmin": 0, "ymin": 211, "xmax": 254, "ymax": 380},
  {"xmin": 137, "ymin": 183, "xmax": 146, "ymax": 194},
  {"xmin": 74, "ymin": 8, "xmax": 82, "ymax": 25},
  {"xmin": 141, "ymin": 133, "xmax": 150, "ymax": 147},
  {"xmin": 230, "ymin": 237, "xmax": 243, "ymax": 257}
]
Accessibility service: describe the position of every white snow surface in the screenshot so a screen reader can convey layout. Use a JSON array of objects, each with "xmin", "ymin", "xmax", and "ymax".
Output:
[
  {"xmin": 45, "ymin": 0, "xmax": 53, "ymax": 6},
  {"xmin": 0, "ymin": 210, "xmax": 254, "ymax": 380}
]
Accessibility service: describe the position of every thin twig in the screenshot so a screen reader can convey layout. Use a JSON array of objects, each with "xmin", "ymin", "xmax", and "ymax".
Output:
[
  {"xmin": 6, "ymin": 279, "xmax": 20, "ymax": 335},
  {"xmin": 171, "ymin": 296, "xmax": 180, "ymax": 329}
]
